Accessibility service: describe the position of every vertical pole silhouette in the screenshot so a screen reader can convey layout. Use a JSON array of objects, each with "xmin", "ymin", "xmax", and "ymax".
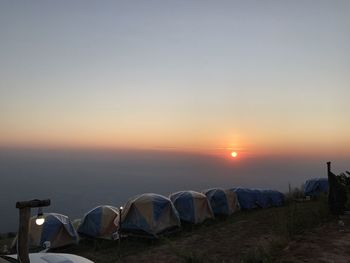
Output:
[
  {"xmin": 327, "ymin": 162, "xmax": 347, "ymax": 215},
  {"xmin": 327, "ymin": 162, "xmax": 331, "ymax": 174},
  {"xmin": 327, "ymin": 162, "xmax": 335, "ymax": 214},
  {"xmin": 16, "ymin": 199, "xmax": 50, "ymax": 263},
  {"xmin": 17, "ymin": 207, "xmax": 30, "ymax": 263}
]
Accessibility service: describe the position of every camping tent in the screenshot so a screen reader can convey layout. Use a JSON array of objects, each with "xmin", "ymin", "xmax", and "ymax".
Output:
[
  {"xmin": 265, "ymin": 190, "xmax": 284, "ymax": 206},
  {"xmin": 231, "ymin": 188, "xmax": 284, "ymax": 209},
  {"xmin": 202, "ymin": 188, "xmax": 239, "ymax": 215},
  {"xmin": 230, "ymin": 187, "xmax": 257, "ymax": 210},
  {"xmin": 304, "ymin": 178, "xmax": 329, "ymax": 197},
  {"xmin": 121, "ymin": 193, "xmax": 181, "ymax": 237},
  {"xmin": 252, "ymin": 189, "xmax": 271, "ymax": 208},
  {"xmin": 169, "ymin": 190, "xmax": 214, "ymax": 224},
  {"xmin": 77, "ymin": 205, "xmax": 119, "ymax": 240},
  {"xmin": 17, "ymin": 213, "xmax": 78, "ymax": 249}
]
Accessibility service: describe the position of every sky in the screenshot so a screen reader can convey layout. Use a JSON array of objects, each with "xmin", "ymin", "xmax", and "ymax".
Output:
[{"xmin": 1, "ymin": 0, "xmax": 350, "ymax": 159}]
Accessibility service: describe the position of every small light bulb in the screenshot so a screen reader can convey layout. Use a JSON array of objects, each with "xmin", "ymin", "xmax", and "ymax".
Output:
[
  {"xmin": 35, "ymin": 217, "xmax": 45, "ymax": 226},
  {"xmin": 120, "ymin": 206, "xmax": 123, "ymax": 210}
]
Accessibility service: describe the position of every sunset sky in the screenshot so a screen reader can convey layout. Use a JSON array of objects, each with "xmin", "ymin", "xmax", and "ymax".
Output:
[{"xmin": 1, "ymin": 1, "xmax": 349, "ymax": 158}]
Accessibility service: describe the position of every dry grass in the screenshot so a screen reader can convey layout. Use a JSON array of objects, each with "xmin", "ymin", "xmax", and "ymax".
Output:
[
  {"xmin": 53, "ymin": 199, "xmax": 332, "ymax": 263},
  {"xmin": 1, "ymin": 199, "xmax": 334, "ymax": 262}
]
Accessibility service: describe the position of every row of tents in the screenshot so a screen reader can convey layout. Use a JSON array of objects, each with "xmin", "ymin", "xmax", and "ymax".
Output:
[{"xmin": 20, "ymin": 187, "xmax": 285, "ymax": 250}]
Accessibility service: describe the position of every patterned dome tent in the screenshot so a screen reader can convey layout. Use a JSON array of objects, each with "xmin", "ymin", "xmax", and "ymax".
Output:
[
  {"xmin": 253, "ymin": 189, "xmax": 271, "ymax": 208},
  {"xmin": 120, "ymin": 193, "xmax": 181, "ymax": 237},
  {"xmin": 169, "ymin": 190, "xmax": 214, "ymax": 224},
  {"xmin": 230, "ymin": 187, "xmax": 257, "ymax": 210},
  {"xmin": 14, "ymin": 213, "xmax": 78, "ymax": 249},
  {"xmin": 304, "ymin": 178, "xmax": 329, "ymax": 197},
  {"xmin": 266, "ymin": 190, "xmax": 285, "ymax": 207},
  {"xmin": 202, "ymin": 188, "xmax": 239, "ymax": 215},
  {"xmin": 77, "ymin": 205, "xmax": 119, "ymax": 240}
]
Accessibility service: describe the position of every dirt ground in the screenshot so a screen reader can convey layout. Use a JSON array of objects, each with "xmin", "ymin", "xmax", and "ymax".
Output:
[
  {"xmin": 123, "ymin": 217, "xmax": 275, "ymax": 262},
  {"xmin": 280, "ymin": 215, "xmax": 350, "ymax": 263},
  {"xmin": 122, "ymin": 209, "xmax": 350, "ymax": 263}
]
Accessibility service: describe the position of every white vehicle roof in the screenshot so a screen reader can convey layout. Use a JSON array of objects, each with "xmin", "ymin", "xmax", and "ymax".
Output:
[{"xmin": 3, "ymin": 253, "xmax": 93, "ymax": 263}]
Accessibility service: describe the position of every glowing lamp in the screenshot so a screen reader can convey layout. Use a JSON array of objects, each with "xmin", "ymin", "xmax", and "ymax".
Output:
[{"xmin": 35, "ymin": 208, "xmax": 45, "ymax": 226}]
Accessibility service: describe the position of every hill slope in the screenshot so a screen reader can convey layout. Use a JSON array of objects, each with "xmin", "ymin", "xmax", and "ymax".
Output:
[{"xmin": 55, "ymin": 199, "xmax": 350, "ymax": 262}]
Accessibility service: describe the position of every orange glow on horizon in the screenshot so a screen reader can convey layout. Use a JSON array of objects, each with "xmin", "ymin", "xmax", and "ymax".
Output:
[{"xmin": 1, "ymin": 125, "xmax": 350, "ymax": 159}]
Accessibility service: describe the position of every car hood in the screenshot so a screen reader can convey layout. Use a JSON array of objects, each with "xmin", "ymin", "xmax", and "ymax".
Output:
[{"xmin": 6, "ymin": 253, "xmax": 93, "ymax": 263}]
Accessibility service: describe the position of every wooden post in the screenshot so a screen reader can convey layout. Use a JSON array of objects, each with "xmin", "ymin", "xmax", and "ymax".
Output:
[
  {"xmin": 15, "ymin": 199, "xmax": 50, "ymax": 263},
  {"xmin": 327, "ymin": 161, "xmax": 331, "ymax": 174},
  {"xmin": 17, "ymin": 207, "xmax": 30, "ymax": 263},
  {"xmin": 327, "ymin": 161, "xmax": 335, "ymax": 214}
]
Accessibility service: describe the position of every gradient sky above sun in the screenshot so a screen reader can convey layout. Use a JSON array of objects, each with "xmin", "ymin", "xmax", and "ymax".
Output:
[{"xmin": 0, "ymin": 1, "xmax": 350, "ymax": 158}]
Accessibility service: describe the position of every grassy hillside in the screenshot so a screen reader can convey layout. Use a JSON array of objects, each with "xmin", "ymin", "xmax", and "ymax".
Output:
[
  {"xmin": 2, "ymin": 197, "xmax": 342, "ymax": 262},
  {"xmin": 54, "ymin": 198, "xmax": 332, "ymax": 262}
]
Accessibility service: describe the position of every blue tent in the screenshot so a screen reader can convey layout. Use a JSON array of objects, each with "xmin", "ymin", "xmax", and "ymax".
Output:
[
  {"xmin": 169, "ymin": 191, "xmax": 214, "ymax": 224},
  {"xmin": 77, "ymin": 205, "xmax": 119, "ymax": 240},
  {"xmin": 252, "ymin": 189, "xmax": 271, "ymax": 208},
  {"xmin": 121, "ymin": 193, "xmax": 181, "ymax": 237},
  {"xmin": 265, "ymin": 190, "xmax": 284, "ymax": 207},
  {"xmin": 230, "ymin": 187, "xmax": 257, "ymax": 210},
  {"xmin": 304, "ymin": 178, "xmax": 328, "ymax": 197},
  {"xmin": 203, "ymin": 188, "xmax": 239, "ymax": 215}
]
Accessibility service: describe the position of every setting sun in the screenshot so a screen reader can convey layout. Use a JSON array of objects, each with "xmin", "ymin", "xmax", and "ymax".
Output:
[{"xmin": 231, "ymin": 151, "xmax": 238, "ymax": 158}]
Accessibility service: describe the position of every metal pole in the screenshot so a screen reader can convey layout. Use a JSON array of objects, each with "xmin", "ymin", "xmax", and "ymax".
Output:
[
  {"xmin": 118, "ymin": 208, "xmax": 122, "ymax": 243},
  {"xmin": 118, "ymin": 207, "xmax": 123, "ymax": 258}
]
